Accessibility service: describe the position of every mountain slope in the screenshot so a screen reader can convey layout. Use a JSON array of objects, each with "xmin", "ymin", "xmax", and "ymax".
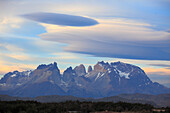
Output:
[{"xmin": 0, "ymin": 61, "xmax": 169, "ymax": 97}]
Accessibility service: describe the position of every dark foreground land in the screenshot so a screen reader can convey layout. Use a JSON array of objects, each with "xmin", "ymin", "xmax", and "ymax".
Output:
[{"xmin": 0, "ymin": 101, "xmax": 169, "ymax": 113}]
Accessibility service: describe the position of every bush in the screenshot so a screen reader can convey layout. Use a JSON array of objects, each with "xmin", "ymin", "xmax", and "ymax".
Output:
[{"xmin": 0, "ymin": 100, "xmax": 160, "ymax": 113}]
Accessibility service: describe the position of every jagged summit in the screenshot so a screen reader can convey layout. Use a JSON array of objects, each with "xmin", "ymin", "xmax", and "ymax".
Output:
[
  {"xmin": 0, "ymin": 61, "xmax": 169, "ymax": 97},
  {"xmin": 88, "ymin": 66, "xmax": 92, "ymax": 73},
  {"xmin": 65, "ymin": 66, "xmax": 73, "ymax": 72},
  {"xmin": 37, "ymin": 62, "xmax": 59, "ymax": 69},
  {"xmin": 74, "ymin": 64, "xmax": 86, "ymax": 76}
]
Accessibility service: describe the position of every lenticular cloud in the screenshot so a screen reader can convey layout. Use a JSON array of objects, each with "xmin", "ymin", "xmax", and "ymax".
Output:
[{"xmin": 21, "ymin": 12, "xmax": 99, "ymax": 27}]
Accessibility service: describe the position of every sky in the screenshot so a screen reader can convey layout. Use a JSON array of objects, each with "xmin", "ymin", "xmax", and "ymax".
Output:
[{"xmin": 0, "ymin": 0, "xmax": 170, "ymax": 87}]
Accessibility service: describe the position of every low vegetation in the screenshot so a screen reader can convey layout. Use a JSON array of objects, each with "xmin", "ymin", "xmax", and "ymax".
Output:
[{"xmin": 0, "ymin": 100, "xmax": 169, "ymax": 113}]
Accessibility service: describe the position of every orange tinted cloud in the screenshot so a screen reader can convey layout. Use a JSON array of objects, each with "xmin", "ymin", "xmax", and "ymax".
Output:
[
  {"xmin": 143, "ymin": 67, "xmax": 170, "ymax": 76},
  {"xmin": 0, "ymin": 60, "xmax": 36, "ymax": 75}
]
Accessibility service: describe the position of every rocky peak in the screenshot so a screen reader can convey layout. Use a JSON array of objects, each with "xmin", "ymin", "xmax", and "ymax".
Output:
[
  {"xmin": 48, "ymin": 62, "xmax": 60, "ymax": 71},
  {"xmin": 13, "ymin": 70, "xmax": 19, "ymax": 74},
  {"xmin": 29, "ymin": 62, "xmax": 61, "ymax": 83},
  {"xmin": 63, "ymin": 67, "xmax": 76, "ymax": 82},
  {"xmin": 36, "ymin": 62, "xmax": 60, "ymax": 71},
  {"xmin": 88, "ymin": 66, "xmax": 92, "ymax": 73},
  {"xmin": 111, "ymin": 61, "xmax": 122, "ymax": 65},
  {"xmin": 94, "ymin": 61, "xmax": 109, "ymax": 72},
  {"xmin": 64, "ymin": 67, "xmax": 73, "ymax": 73},
  {"xmin": 111, "ymin": 61, "xmax": 134, "ymax": 73},
  {"xmin": 37, "ymin": 64, "xmax": 47, "ymax": 69},
  {"xmin": 73, "ymin": 64, "xmax": 86, "ymax": 76},
  {"xmin": 109, "ymin": 61, "xmax": 152, "ymax": 85}
]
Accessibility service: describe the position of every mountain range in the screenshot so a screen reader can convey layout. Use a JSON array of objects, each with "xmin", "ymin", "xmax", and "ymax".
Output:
[{"xmin": 0, "ymin": 61, "xmax": 169, "ymax": 98}]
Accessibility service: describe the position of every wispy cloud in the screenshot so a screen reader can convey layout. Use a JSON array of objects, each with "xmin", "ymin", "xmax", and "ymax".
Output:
[
  {"xmin": 0, "ymin": 43, "xmax": 24, "ymax": 52},
  {"xmin": 149, "ymin": 64, "xmax": 170, "ymax": 68},
  {"xmin": 0, "ymin": 16, "xmax": 24, "ymax": 33}
]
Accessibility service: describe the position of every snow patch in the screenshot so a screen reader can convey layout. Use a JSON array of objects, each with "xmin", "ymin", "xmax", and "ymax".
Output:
[
  {"xmin": 95, "ymin": 72, "xmax": 105, "ymax": 81},
  {"xmin": 99, "ymin": 63, "xmax": 103, "ymax": 67},
  {"xmin": 11, "ymin": 74, "xmax": 16, "ymax": 77},
  {"xmin": 77, "ymin": 83, "xmax": 82, "ymax": 87},
  {"xmin": 24, "ymin": 71, "xmax": 31, "ymax": 77},
  {"xmin": 145, "ymin": 82, "xmax": 150, "ymax": 85},
  {"xmin": 17, "ymin": 83, "xmax": 22, "ymax": 86},
  {"xmin": 117, "ymin": 70, "xmax": 130, "ymax": 79},
  {"xmin": 95, "ymin": 72, "xmax": 101, "ymax": 81},
  {"xmin": 112, "ymin": 65, "xmax": 117, "ymax": 68},
  {"xmin": 101, "ymin": 73, "xmax": 105, "ymax": 77},
  {"xmin": 27, "ymin": 71, "xmax": 31, "ymax": 76},
  {"xmin": 85, "ymin": 73, "xmax": 92, "ymax": 78},
  {"xmin": 107, "ymin": 68, "xmax": 112, "ymax": 73},
  {"xmin": 107, "ymin": 68, "xmax": 111, "ymax": 71}
]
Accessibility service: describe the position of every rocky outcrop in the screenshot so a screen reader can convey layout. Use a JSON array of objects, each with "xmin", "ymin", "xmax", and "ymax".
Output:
[
  {"xmin": 88, "ymin": 66, "xmax": 92, "ymax": 73},
  {"xmin": 74, "ymin": 64, "xmax": 86, "ymax": 76}
]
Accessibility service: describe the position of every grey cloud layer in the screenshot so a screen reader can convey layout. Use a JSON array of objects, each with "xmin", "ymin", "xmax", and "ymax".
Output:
[
  {"xmin": 40, "ymin": 32, "xmax": 170, "ymax": 61},
  {"xmin": 39, "ymin": 19, "xmax": 170, "ymax": 60},
  {"xmin": 21, "ymin": 12, "xmax": 99, "ymax": 26}
]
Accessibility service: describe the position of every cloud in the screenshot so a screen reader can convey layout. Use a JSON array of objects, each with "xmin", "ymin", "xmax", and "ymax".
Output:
[
  {"xmin": 40, "ymin": 18, "xmax": 170, "ymax": 60},
  {"xmin": 148, "ymin": 73, "xmax": 170, "ymax": 87},
  {"xmin": 51, "ymin": 52, "xmax": 83, "ymax": 60},
  {"xmin": 143, "ymin": 67, "xmax": 170, "ymax": 76},
  {"xmin": 0, "ymin": 1, "xmax": 170, "ymax": 73},
  {"xmin": 21, "ymin": 12, "xmax": 99, "ymax": 27},
  {"xmin": 1, "ymin": 0, "xmax": 169, "ymax": 32},
  {"xmin": 0, "ymin": 16, "xmax": 24, "ymax": 33},
  {"xmin": 0, "ymin": 35, "xmax": 96, "ymax": 75},
  {"xmin": 106, "ymin": 58, "xmax": 170, "ymax": 68},
  {"xmin": 0, "ymin": 60, "xmax": 36, "ymax": 75},
  {"xmin": 142, "ymin": 67, "xmax": 170, "ymax": 87},
  {"xmin": 0, "ymin": 43, "xmax": 24, "ymax": 52},
  {"xmin": 149, "ymin": 64, "xmax": 170, "ymax": 68}
]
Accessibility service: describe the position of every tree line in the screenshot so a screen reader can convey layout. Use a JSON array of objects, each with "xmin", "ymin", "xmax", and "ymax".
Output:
[{"xmin": 0, "ymin": 100, "xmax": 169, "ymax": 113}]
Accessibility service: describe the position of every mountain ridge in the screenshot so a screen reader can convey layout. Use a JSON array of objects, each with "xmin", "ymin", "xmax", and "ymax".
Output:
[{"xmin": 0, "ymin": 61, "xmax": 169, "ymax": 97}]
